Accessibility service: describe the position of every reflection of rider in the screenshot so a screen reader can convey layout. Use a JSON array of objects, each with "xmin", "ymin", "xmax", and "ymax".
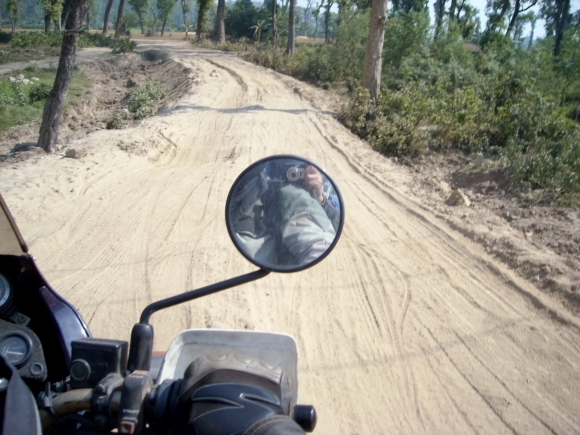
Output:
[{"xmin": 230, "ymin": 162, "xmax": 338, "ymax": 268}]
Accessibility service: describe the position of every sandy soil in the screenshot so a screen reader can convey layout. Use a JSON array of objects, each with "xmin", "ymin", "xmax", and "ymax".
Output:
[{"xmin": 1, "ymin": 40, "xmax": 580, "ymax": 434}]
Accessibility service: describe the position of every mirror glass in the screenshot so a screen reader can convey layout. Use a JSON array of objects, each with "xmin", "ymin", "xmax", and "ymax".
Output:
[{"xmin": 226, "ymin": 156, "xmax": 344, "ymax": 273}]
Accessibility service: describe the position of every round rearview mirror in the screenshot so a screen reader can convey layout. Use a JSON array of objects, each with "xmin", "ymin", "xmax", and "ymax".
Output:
[{"xmin": 226, "ymin": 155, "xmax": 344, "ymax": 273}]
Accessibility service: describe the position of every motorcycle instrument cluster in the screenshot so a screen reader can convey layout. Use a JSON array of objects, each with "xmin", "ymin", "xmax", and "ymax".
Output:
[
  {"xmin": 0, "ymin": 319, "xmax": 47, "ymax": 381},
  {"xmin": 0, "ymin": 330, "xmax": 32, "ymax": 367}
]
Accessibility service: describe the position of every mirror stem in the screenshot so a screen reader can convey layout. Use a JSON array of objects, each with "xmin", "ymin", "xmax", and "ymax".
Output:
[
  {"xmin": 139, "ymin": 269, "xmax": 271, "ymax": 324},
  {"xmin": 127, "ymin": 269, "xmax": 270, "ymax": 372}
]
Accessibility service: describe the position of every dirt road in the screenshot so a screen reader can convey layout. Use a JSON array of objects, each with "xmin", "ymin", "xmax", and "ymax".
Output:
[{"xmin": 1, "ymin": 41, "xmax": 579, "ymax": 434}]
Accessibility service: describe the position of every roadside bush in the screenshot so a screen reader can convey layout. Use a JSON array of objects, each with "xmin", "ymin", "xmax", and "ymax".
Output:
[
  {"xmin": 29, "ymin": 83, "xmax": 52, "ymax": 103},
  {"xmin": 128, "ymin": 79, "xmax": 165, "ymax": 119},
  {"xmin": 339, "ymin": 86, "xmax": 429, "ymax": 157},
  {"xmin": 10, "ymin": 79, "xmax": 28, "ymax": 105},
  {"xmin": 110, "ymin": 38, "xmax": 137, "ymax": 54},
  {"xmin": 11, "ymin": 31, "xmax": 63, "ymax": 48},
  {"xmin": 10, "ymin": 31, "xmax": 120, "ymax": 49},
  {"xmin": 79, "ymin": 33, "xmax": 113, "ymax": 48},
  {"xmin": 0, "ymin": 32, "xmax": 13, "ymax": 44}
]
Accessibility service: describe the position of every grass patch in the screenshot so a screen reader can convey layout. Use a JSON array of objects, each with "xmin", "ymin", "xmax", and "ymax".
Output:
[
  {"xmin": 0, "ymin": 67, "xmax": 91, "ymax": 132},
  {"xmin": 0, "ymin": 43, "xmax": 61, "ymax": 64}
]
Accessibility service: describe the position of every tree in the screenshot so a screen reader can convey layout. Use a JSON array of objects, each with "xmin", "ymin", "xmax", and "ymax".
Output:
[
  {"xmin": 312, "ymin": 2, "xmax": 321, "ymax": 39},
  {"xmin": 324, "ymin": 0, "xmax": 333, "ymax": 42},
  {"xmin": 225, "ymin": 0, "xmax": 268, "ymax": 39},
  {"xmin": 527, "ymin": 11, "xmax": 537, "ymax": 48},
  {"xmin": 433, "ymin": 0, "xmax": 447, "ymax": 39},
  {"xmin": 61, "ymin": 0, "xmax": 72, "ymax": 28},
  {"xmin": 115, "ymin": 0, "xmax": 127, "ymax": 37},
  {"xmin": 286, "ymin": 0, "xmax": 296, "ymax": 54},
  {"xmin": 7, "ymin": 0, "xmax": 19, "ymax": 32},
  {"xmin": 541, "ymin": 0, "xmax": 572, "ymax": 55},
  {"xmin": 102, "ymin": 0, "xmax": 114, "ymax": 33},
  {"xmin": 251, "ymin": 19, "xmax": 267, "ymax": 41},
  {"xmin": 157, "ymin": 0, "xmax": 177, "ymax": 36},
  {"xmin": 181, "ymin": 0, "xmax": 193, "ymax": 38},
  {"xmin": 302, "ymin": 0, "xmax": 313, "ymax": 36},
  {"xmin": 553, "ymin": 0, "xmax": 571, "ymax": 56},
  {"xmin": 144, "ymin": 7, "xmax": 159, "ymax": 34},
  {"xmin": 86, "ymin": 0, "xmax": 99, "ymax": 30},
  {"xmin": 38, "ymin": 0, "xmax": 91, "ymax": 153},
  {"xmin": 505, "ymin": 0, "xmax": 537, "ymax": 37},
  {"xmin": 361, "ymin": 0, "xmax": 387, "ymax": 100},
  {"xmin": 129, "ymin": 0, "xmax": 150, "ymax": 33},
  {"xmin": 215, "ymin": 0, "xmax": 225, "ymax": 42},
  {"xmin": 196, "ymin": 0, "xmax": 211, "ymax": 39},
  {"xmin": 43, "ymin": 0, "xmax": 64, "ymax": 32},
  {"xmin": 264, "ymin": 0, "xmax": 279, "ymax": 41}
]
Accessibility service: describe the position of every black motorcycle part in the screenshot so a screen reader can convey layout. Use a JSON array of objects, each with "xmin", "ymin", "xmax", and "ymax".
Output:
[
  {"xmin": 0, "ymin": 355, "xmax": 42, "ymax": 435},
  {"xmin": 0, "ymin": 255, "xmax": 91, "ymax": 386},
  {"xmin": 91, "ymin": 373, "xmax": 124, "ymax": 428},
  {"xmin": 293, "ymin": 405, "xmax": 317, "ymax": 432},
  {"xmin": 127, "ymin": 323, "xmax": 153, "ymax": 372},
  {"xmin": 118, "ymin": 370, "xmax": 153, "ymax": 434},
  {"xmin": 145, "ymin": 378, "xmax": 183, "ymax": 432},
  {"xmin": 169, "ymin": 369, "xmax": 284, "ymax": 435},
  {"xmin": 130, "ymin": 270, "xmax": 269, "ymax": 371},
  {"xmin": 0, "ymin": 273, "xmax": 16, "ymax": 320},
  {"xmin": 70, "ymin": 338, "xmax": 128, "ymax": 389},
  {"xmin": 139, "ymin": 269, "xmax": 271, "ymax": 324},
  {"xmin": 0, "ymin": 319, "xmax": 47, "ymax": 382}
]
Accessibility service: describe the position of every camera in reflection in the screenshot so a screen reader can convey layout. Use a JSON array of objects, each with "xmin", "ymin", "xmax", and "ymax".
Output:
[{"xmin": 286, "ymin": 166, "xmax": 305, "ymax": 182}]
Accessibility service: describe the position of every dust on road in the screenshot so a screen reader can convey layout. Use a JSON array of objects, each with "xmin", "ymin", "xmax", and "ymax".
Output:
[{"xmin": 1, "ymin": 40, "xmax": 579, "ymax": 434}]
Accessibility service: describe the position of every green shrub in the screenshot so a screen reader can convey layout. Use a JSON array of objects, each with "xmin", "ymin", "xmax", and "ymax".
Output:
[
  {"xmin": 11, "ymin": 31, "xmax": 63, "ymax": 48},
  {"xmin": 29, "ymin": 83, "xmax": 52, "ymax": 103},
  {"xmin": 79, "ymin": 33, "xmax": 114, "ymax": 48},
  {"xmin": 128, "ymin": 79, "xmax": 165, "ymax": 119},
  {"xmin": 107, "ymin": 112, "xmax": 126, "ymax": 129},
  {"xmin": 110, "ymin": 38, "xmax": 137, "ymax": 54},
  {"xmin": 0, "ymin": 32, "xmax": 13, "ymax": 44},
  {"xmin": 10, "ymin": 79, "xmax": 27, "ymax": 105}
]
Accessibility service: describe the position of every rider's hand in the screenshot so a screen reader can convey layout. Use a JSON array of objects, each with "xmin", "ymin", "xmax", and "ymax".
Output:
[
  {"xmin": 168, "ymin": 355, "xmax": 306, "ymax": 435},
  {"xmin": 303, "ymin": 166, "xmax": 324, "ymax": 202}
]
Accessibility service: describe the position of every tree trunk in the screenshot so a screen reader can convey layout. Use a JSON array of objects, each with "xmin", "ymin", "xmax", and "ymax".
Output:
[
  {"xmin": 180, "ymin": 2, "xmax": 188, "ymax": 38},
  {"xmin": 215, "ymin": 0, "xmax": 225, "ymax": 43},
  {"xmin": 103, "ymin": 0, "xmax": 114, "ymax": 34},
  {"xmin": 506, "ymin": 0, "xmax": 521, "ymax": 36},
  {"xmin": 313, "ymin": 17, "xmax": 318, "ymax": 40},
  {"xmin": 554, "ymin": 0, "xmax": 570, "ymax": 56},
  {"xmin": 195, "ymin": 0, "xmax": 207, "ymax": 41},
  {"xmin": 361, "ymin": 0, "xmax": 387, "ymax": 101},
  {"xmin": 434, "ymin": 0, "xmax": 446, "ymax": 40},
  {"xmin": 38, "ymin": 0, "xmax": 90, "ymax": 153},
  {"xmin": 527, "ymin": 16, "xmax": 536, "ymax": 49},
  {"xmin": 324, "ymin": 0, "xmax": 331, "ymax": 43},
  {"xmin": 137, "ymin": 11, "xmax": 145, "ymax": 34},
  {"xmin": 161, "ymin": 16, "xmax": 167, "ymax": 36},
  {"xmin": 286, "ymin": 0, "xmax": 296, "ymax": 54},
  {"xmin": 115, "ymin": 0, "xmax": 126, "ymax": 37},
  {"xmin": 449, "ymin": 0, "xmax": 457, "ymax": 21},
  {"xmin": 62, "ymin": 0, "xmax": 72, "ymax": 29},
  {"xmin": 271, "ymin": 0, "xmax": 278, "ymax": 41},
  {"xmin": 45, "ymin": 13, "xmax": 52, "ymax": 32}
]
